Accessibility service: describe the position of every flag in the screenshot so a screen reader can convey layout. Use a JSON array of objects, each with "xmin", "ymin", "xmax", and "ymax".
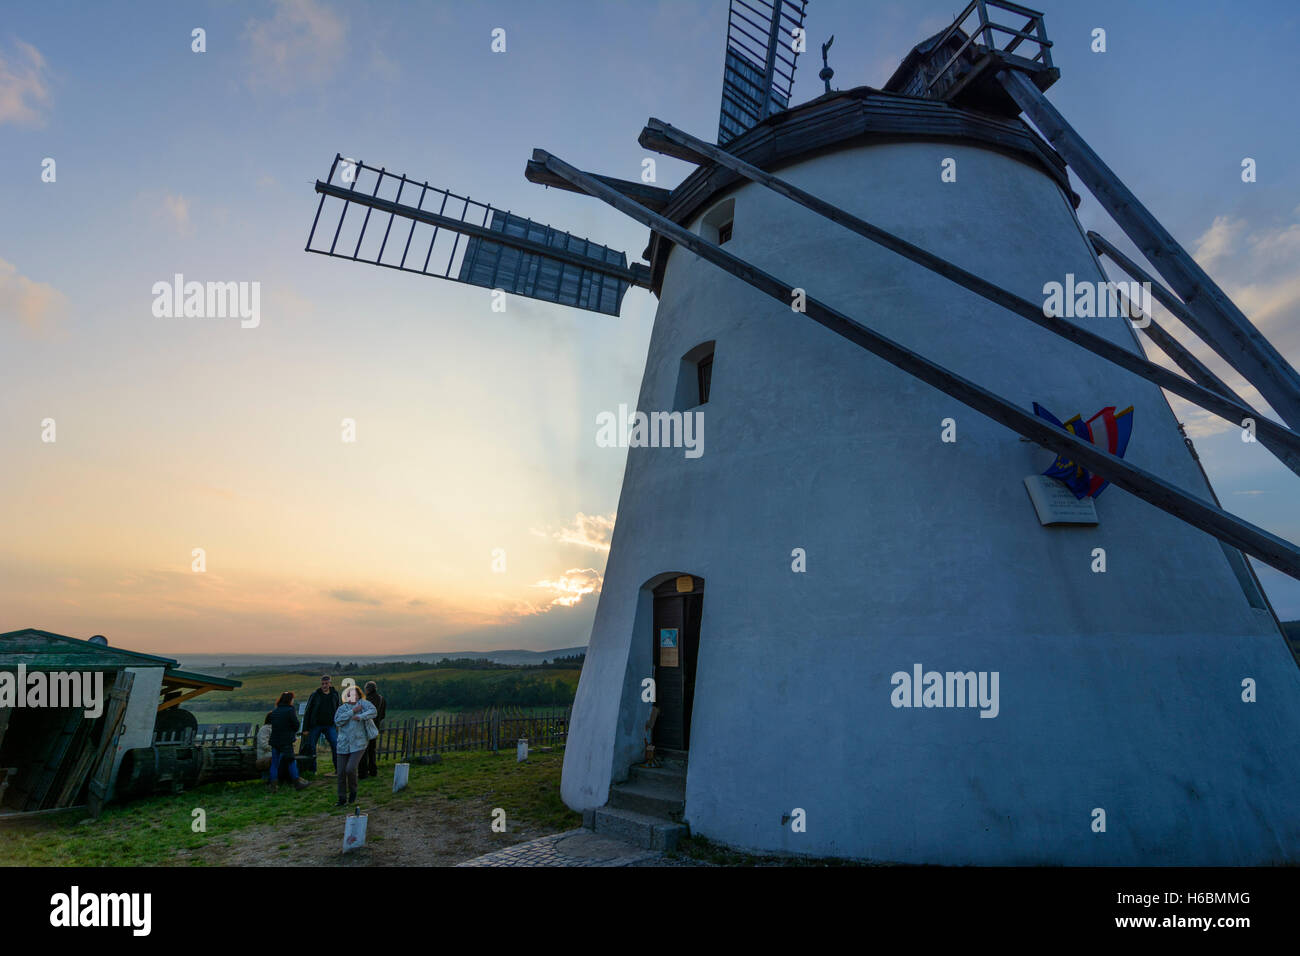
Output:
[
  {"xmin": 1082, "ymin": 406, "xmax": 1134, "ymax": 499},
  {"xmin": 1032, "ymin": 402, "xmax": 1134, "ymax": 500},
  {"xmin": 1032, "ymin": 402, "xmax": 1094, "ymax": 499}
]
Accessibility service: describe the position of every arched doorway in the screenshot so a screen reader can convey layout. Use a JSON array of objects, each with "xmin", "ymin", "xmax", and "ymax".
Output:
[{"xmin": 651, "ymin": 574, "xmax": 704, "ymax": 751}]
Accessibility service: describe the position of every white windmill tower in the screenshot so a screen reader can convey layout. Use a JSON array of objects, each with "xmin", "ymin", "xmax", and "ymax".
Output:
[{"xmin": 306, "ymin": 1, "xmax": 1300, "ymax": 863}]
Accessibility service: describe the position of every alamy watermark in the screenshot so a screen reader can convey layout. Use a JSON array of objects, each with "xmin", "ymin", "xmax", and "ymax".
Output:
[
  {"xmin": 0, "ymin": 665, "xmax": 104, "ymax": 718},
  {"xmin": 151, "ymin": 274, "xmax": 260, "ymax": 328},
  {"xmin": 1043, "ymin": 274, "xmax": 1152, "ymax": 326},
  {"xmin": 890, "ymin": 663, "xmax": 1000, "ymax": 718},
  {"xmin": 595, "ymin": 404, "xmax": 703, "ymax": 459},
  {"xmin": 50, "ymin": 886, "xmax": 150, "ymax": 936}
]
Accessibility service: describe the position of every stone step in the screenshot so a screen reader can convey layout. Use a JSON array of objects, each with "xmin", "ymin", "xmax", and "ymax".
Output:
[
  {"xmin": 651, "ymin": 747, "xmax": 688, "ymax": 768},
  {"xmin": 608, "ymin": 780, "xmax": 685, "ymax": 820},
  {"xmin": 628, "ymin": 764, "xmax": 687, "ymax": 789},
  {"xmin": 589, "ymin": 806, "xmax": 688, "ymax": 851}
]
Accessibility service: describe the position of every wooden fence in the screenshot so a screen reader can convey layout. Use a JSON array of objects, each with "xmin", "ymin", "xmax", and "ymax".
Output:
[
  {"xmin": 186, "ymin": 707, "xmax": 570, "ymax": 761},
  {"xmin": 373, "ymin": 707, "xmax": 571, "ymax": 761}
]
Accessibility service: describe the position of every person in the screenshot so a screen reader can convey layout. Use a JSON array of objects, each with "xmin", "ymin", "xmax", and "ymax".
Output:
[
  {"xmin": 358, "ymin": 680, "xmax": 386, "ymax": 780},
  {"xmin": 266, "ymin": 692, "xmax": 310, "ymax": 793},
  {"xmin": 333, "ymin": 685, "xmax": 377, "ymax": 807},
  {"xmin": 302, "ymin": 675, "xmax": 341, "ymax": 774}
]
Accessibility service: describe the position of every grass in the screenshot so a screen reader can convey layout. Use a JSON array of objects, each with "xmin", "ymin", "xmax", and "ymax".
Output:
[{"xmin": 0, "ymin": 749, "xmax": 579, "ymax": 867}]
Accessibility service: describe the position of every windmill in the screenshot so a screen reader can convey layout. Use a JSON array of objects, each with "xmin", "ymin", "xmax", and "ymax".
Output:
[{"xmin": 306, "ymin": 2, "xmax": 1300, "ymax": 864}]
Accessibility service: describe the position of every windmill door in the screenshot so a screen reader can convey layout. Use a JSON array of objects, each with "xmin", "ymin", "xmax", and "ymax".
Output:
[{"xmin": 652, "ymin": 577, "xmax": 704, "ymax": 751}]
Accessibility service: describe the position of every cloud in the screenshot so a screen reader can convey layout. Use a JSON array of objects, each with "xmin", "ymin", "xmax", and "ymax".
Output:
[
  {"xmin": 326, "ymin": 588, "xmax": 382, "ymax": 606},
  {"xmin": 244, "ymin": 0, "xmax": 347, "ymax": 92},
  {"xmin": 532, "ymin": 511, "xmax": 616, "ymax": 552},
  {"xmin": 1203, "ymin": 214, "xmax": 1300, "ymax": 361},
  {"xmin": 521, "ymin": 568, "xmax": 603, "ymax": 614},
  {"xmin": 0, "ymin": 39, "xmax": 51, "ymax": 125},
  {"xmin": 0, "ymin": 257, "xmax": 67, "ymax": 334},
  {"xmin": 1192, "ymin": 215, "xmax": 1247, "ymax": 269},
  {"xmin": 1169, "ymin": 400, "xmax": 1235, "ymax": 440}
]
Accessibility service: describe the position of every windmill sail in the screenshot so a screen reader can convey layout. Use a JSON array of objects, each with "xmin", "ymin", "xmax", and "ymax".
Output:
[
  {"xmin": 717, "ymin": 0, "xmax": 808, "ymax": 145},
  {"xmin": 306, "ymin": 156, "xmax": 645, "ymax": 317}
]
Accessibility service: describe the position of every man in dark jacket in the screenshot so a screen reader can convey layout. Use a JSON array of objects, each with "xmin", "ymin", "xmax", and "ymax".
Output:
[
  {"xmin": 266, "ymin": 692, "xmax": 310, "ymax": 792},
  {"xmin": 302, "ymin": 675, "xmax": 342, "ymax": 774},
  {"xmin": 358, "ymin": 680, "xmax": 386, "ymax": 779}
]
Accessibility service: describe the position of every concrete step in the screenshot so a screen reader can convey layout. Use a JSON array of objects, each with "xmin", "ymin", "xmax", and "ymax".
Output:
[
  {"xmin": 589, "ymin": 806, "xmax": 688, "ymax": 851},
  {"xmin": 628, "ymin": 764, "xmax": 687, "ymax": 789},
  {"xmin": 608, "ymin": 779, "xmax": 685, "ymax": 820},
  {"xmin": 650, "ymin": 748, "xmax": 688, "ymax": 770}
]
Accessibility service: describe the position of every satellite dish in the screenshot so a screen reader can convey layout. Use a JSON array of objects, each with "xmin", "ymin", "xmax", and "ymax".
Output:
[{"xmin": 88, "ymin": 634, "xmax": 108, "ymax": 645}]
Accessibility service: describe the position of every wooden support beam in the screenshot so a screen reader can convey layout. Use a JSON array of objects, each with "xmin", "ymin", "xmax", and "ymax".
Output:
[
  {"xmin": 157, "ymin": 686, "xmax": 210, "ymax": 712},
  {"xmin": 523, "ymin": 160, "xmax": 672, "ymax": 211},
  {"xmin": 1089, "ymin": 231, "xmax": 1252, "ymax": 379},
  {"xmin": 1113, "ymin": 290, "xmax": 1300, "ymax": 477},
  {"xmin": 997, "ymin": 68, "xmax": 1300, "ymax": 430},
  {"xmin": 636, "ymin": 118, "xmax": 1300, "ymax": 469},
  {"xmin": 1136, "ymin": 311, "xmax": 1239, "ymax": 402},
  {"xmin": 535, "ymin": 147, "xmax": 1300, "ymax": 582},
  {"xmin": 759, "ymin": 0, "xmax": 785, "ymax": 119}
]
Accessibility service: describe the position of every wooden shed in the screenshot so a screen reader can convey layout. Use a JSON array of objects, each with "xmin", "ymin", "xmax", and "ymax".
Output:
[{"xmin": 0, "ymin": 628, "xmax": 239, "ymax": 815}]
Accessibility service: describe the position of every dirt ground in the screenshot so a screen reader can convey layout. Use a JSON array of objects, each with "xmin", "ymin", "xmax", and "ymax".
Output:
[{"xmin": 186, "ymin": 786, "xmax": 554, "ymax": 867}]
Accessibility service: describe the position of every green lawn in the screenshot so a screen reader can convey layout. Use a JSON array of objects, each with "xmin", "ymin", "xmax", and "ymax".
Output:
[{"xmin": 0, "ymin": 749, "xmax": 578, "ymax": 867}]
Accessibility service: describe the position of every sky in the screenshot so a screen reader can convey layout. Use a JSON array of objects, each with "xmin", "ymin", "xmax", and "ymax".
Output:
[{"xmin": 2, "ymin": 0, "xmax": 1298, "ymax": 657}]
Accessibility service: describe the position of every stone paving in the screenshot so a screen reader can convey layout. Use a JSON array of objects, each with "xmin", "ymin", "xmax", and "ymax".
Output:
[{"xmin": 456, "ymin": 828, "xmax": 709, "ymax": 867}]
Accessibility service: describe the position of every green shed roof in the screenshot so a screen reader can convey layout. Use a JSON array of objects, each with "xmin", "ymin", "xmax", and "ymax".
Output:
[{"xmin": 0, "ymin": 628, "xmax": 179, "ymax": 671}]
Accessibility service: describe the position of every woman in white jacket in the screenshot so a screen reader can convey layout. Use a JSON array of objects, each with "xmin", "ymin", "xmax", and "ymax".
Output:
[{"xmin": 333, "ymin": 685, "xmax": 378, "ymax": 806}]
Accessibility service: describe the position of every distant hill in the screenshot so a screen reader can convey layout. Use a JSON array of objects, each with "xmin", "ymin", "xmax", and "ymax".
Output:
[{"xmin": 177, "ymin": 646, "xmax": 587, "ymax": 676}]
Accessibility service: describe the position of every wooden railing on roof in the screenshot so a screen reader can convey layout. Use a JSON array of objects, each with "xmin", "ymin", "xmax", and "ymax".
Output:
[{"xmin": 926, "ymin": 0, "xmax": 1053, "ymax": 95}]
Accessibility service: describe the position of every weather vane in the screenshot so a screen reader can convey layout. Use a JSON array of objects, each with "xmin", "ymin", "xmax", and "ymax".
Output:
[{"xmin": 820, "ymin": 34, "xmax": 834, "ymax": 93}]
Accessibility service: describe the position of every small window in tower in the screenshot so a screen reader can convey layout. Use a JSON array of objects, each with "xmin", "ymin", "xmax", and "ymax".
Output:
[
  {"xmin": 675, "ymin": 341, "xmax": 716, "ymax": 410},
  {"xmin": 700, "ymin": 198, "xmax": 736, "ymax": 246},
  {"xmin": 696, "ymin": 353, "xmax": 714, "ymax": 403}
]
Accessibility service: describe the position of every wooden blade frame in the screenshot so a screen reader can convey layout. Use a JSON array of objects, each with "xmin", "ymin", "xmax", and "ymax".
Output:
[
  {"xmin": 533, "ymin": 146, "xmax": 1300, "ymax": 582},
  {"xmin": 306, "ymin": 155, "xmax": 646, "ymax": 317},
  {"xmin": 717, "ymin": 0, "xmax": 807, "ymax": 145}
]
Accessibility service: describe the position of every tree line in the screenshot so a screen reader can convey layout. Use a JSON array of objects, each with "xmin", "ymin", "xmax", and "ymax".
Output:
[
  {"xmin": 235, "ymin": 654, "xmax": 585, "ymax": 678},
  {"xmin": 380, "ymin": 674, "xmax": 576, "ymax": 709}
]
